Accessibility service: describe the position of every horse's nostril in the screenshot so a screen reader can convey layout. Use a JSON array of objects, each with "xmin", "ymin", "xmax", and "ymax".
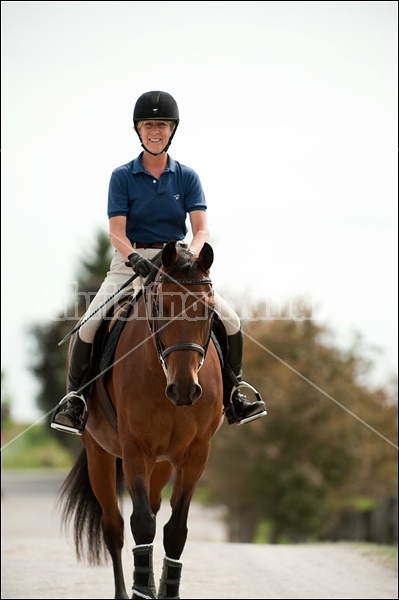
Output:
[
  {"xmin": 165, "ymin": 383, "xmax": 179, "ymax": 404},
  {"xmin": 191, "ymin": 384, "xmax": 202, "ymax": 402}
]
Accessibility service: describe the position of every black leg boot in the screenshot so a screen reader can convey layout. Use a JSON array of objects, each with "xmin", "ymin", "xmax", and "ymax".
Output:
[
  {"xmin": 132, "ymin": 544, "xmax": 157, "ymax": 599},
  {"xmin": 158, "ymin": 556, "xmax": 183, "ymax": 599},
  {"xmin": 223, "ymin": 329, "xmax": 267, "ymax": 425},
  {"xmin": 51, "ymin": 334, "xmax": 92, "ymax": 435}
]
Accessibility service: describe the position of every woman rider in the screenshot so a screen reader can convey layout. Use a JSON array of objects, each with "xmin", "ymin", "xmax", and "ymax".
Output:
[{"xmin": 52, "ymin": 91, "xmax": 266, "ymax": 435}]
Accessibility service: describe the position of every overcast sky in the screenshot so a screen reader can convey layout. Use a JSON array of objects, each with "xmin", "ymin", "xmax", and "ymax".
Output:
[{"xmin": 2, "ymin": 1, "xmax": 397, "ymax": 422}]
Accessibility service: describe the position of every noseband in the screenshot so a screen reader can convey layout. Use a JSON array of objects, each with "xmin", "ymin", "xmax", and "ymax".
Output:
[{"xmin": 144, "ymin": 274, "xmax": 214, "ymax": 376}]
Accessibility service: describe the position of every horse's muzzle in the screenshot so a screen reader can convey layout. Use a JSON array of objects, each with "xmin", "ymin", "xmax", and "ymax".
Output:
[{"xmin": 165, "ymin": 382, "xmax": 203, "ymax": 406}]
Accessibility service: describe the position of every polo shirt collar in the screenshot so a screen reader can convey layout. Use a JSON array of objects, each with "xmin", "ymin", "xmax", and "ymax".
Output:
[{"xmin": 131, "ymin": 152, "xmax": 177, "ymax": 174}]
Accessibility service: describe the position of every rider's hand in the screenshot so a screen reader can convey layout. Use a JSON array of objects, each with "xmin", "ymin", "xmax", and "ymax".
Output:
[{"xmin": 126, "ymin": 253, "xmax": 152, "ymax": 277}]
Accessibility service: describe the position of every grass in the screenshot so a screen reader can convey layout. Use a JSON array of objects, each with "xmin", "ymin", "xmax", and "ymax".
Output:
[
  {"xmin": 343, "ymin": 541, "xmax": 398, "ymax": 573},
  {"xmin": 1, "ymin": 421, "xmax": 74, "ymax": 470}
]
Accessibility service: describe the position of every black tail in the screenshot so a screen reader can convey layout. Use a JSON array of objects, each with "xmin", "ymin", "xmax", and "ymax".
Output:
[{"xmin": 57, "ymin": 448, "xmax": 125, "ymax": 565}]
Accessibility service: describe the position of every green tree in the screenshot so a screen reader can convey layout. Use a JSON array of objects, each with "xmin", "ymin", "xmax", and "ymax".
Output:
[
  {"xmin": 203, "ymin": 304, "xmax": 398, "ymax": 543},
  {"xmin": 28, "ymin": 229, "xmax": 113, "ymax": 450}
]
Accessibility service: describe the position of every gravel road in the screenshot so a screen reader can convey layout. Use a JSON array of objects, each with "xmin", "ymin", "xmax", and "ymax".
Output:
[{"xmin": 1, "ymin": 471, "xmax": 397, "ymax": 599}]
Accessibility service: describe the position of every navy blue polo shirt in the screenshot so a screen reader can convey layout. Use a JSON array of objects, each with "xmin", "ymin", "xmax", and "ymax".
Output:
[{"xmin": 107, "ymin": 152, "xmax": 207, "ymax": 244}]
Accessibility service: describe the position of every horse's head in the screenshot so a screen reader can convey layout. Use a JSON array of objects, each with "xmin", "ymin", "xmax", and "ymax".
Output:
[{"xmin": 150, "ymin": 242, "xmax": 215, "ymax": 406}]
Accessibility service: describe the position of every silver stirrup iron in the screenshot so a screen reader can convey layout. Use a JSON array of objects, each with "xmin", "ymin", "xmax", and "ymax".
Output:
[
  {"xmin": 50, "ymin": 392, "xmax": 88, "ymax": 436},
  {"xmin": 231, "ymin": 381, "xmax": 267, "ymax": 425}
]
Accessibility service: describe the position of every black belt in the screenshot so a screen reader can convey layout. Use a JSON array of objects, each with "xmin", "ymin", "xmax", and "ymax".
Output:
[{"xmin": 133, "ymin": 242, "xmax": 168, "ymax": 249}]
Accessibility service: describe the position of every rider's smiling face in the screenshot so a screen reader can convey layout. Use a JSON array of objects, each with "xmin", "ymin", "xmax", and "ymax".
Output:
[{"xmin": 137, "ymin": 120, "xmax": 175, "ymax": 151}]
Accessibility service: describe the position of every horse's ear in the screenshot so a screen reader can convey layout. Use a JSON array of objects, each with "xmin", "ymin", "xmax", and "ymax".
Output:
[
  {"xmin": 197, "ymin": 242, "xmax": 214, "ymax": 271},
  {"xmin": 162, "ymin": 241, "xmax": 178, "ymax": 269}
]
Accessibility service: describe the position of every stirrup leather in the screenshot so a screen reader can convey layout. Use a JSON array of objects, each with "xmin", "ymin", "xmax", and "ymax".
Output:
[
  {"xmin": 225, "ymin": 381, "xmax": 267, "ymax": 426},
  {"xmin": 50, "ymin": 392, "xmax": 88, "ymax": 436}
]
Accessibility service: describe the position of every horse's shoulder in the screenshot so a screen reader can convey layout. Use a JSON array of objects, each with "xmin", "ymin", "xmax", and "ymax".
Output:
[{"xmin": 92, "ymin": 292, "xmax": 141, "ymax": 373}]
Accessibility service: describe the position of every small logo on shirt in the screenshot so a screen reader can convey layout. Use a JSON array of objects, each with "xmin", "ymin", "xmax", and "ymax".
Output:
[{"xmin": 174, "ymin": 194, "xmax": 180, "ymax": 201}]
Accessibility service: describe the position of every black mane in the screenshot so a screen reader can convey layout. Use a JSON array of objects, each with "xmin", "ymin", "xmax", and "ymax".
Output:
[{"xmin": 166, "ymin": 246, "xmax": 197, "ymax": 278}]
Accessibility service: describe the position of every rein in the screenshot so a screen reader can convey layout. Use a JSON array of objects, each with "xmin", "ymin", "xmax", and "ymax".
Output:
[{"xmin": 144, "ymin": 274, "xmax": 214, "ymax": 376}]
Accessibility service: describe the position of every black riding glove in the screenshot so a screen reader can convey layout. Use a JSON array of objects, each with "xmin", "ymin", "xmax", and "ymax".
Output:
[{"xmin": 127, "ymin": 253, "xmax": 152, "ymax": 278}]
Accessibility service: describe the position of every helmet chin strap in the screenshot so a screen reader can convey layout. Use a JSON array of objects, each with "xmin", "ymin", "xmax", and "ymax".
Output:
[{"xmin": 140, "ymin": 142, "xmax": 169, "ymax": 156}]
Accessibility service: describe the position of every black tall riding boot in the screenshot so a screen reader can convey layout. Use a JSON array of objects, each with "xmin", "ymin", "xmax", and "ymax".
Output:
[
  {"xmin": 51, "ymin": 334, "xmax": 92, "ymax": 435},
  {"xmin": 223, "ymin": 329, "xmax": 267, "ymax": 425}
]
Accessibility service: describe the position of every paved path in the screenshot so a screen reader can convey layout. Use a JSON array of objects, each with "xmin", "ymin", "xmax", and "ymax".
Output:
[{"xmin": 1, "ymin": 471, "xmax": 398, "ymax": 599}]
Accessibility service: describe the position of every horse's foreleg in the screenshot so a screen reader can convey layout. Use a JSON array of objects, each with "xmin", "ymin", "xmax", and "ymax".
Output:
[
  {"xmin": 163, "ymin": 493, "xmax": 190, "ymax": 559},
  {"xmin": 129, "ymin": 478, "xmax": 157, "ymax": 544},
  {"xmin": 149, "ymin": 460, "xmax": 174, "ymax": 514},
  {"xmin": 158, "ymin": 496, "xmax": 189, "ymax": 600},
  {"xmin": 124, "ymin": 462, "xmax": 157, "ymax": 599},
  {"xmin": 159, "ymin": 443, "xmax": 210, "ymax": 599},
  {"xmin": 165, "ymin": 443, "xmax": 209, "ymax": 559}
]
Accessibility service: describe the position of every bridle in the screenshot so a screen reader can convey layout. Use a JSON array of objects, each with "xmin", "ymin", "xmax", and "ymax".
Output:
[{"xmin": 144, "ymin": 273, "xmax": 215, "ymax": 377}]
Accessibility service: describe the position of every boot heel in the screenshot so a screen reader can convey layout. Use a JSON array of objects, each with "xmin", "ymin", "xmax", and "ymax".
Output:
[{"xmin": 224, "ymin": 382, "xmax": 267, "ymax": 426}]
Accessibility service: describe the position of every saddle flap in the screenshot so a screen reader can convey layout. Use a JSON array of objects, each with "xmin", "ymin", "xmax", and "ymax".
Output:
[{"xmin": 90, "ymin": 292, "xmax": 142, "ymax": 432}]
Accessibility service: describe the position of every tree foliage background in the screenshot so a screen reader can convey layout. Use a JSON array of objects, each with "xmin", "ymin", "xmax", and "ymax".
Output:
[
  {"xmin": 26, "ymin": 231, "xmax": 398, "ymax": 539},
  {"xmin": 202, "ymin": 311, "xmax": 397, "ymax": 542}
]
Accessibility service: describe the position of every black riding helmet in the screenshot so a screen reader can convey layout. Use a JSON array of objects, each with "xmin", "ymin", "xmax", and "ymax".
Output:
[{"xmin": 133, "ymin": 91, "xmax": 180, "ymax": 155}]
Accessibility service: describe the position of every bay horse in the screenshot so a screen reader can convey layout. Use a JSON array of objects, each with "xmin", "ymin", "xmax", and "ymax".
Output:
[{"xmin": 57, "ymin": 242, "xmax": 224, "ymax": 599}]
